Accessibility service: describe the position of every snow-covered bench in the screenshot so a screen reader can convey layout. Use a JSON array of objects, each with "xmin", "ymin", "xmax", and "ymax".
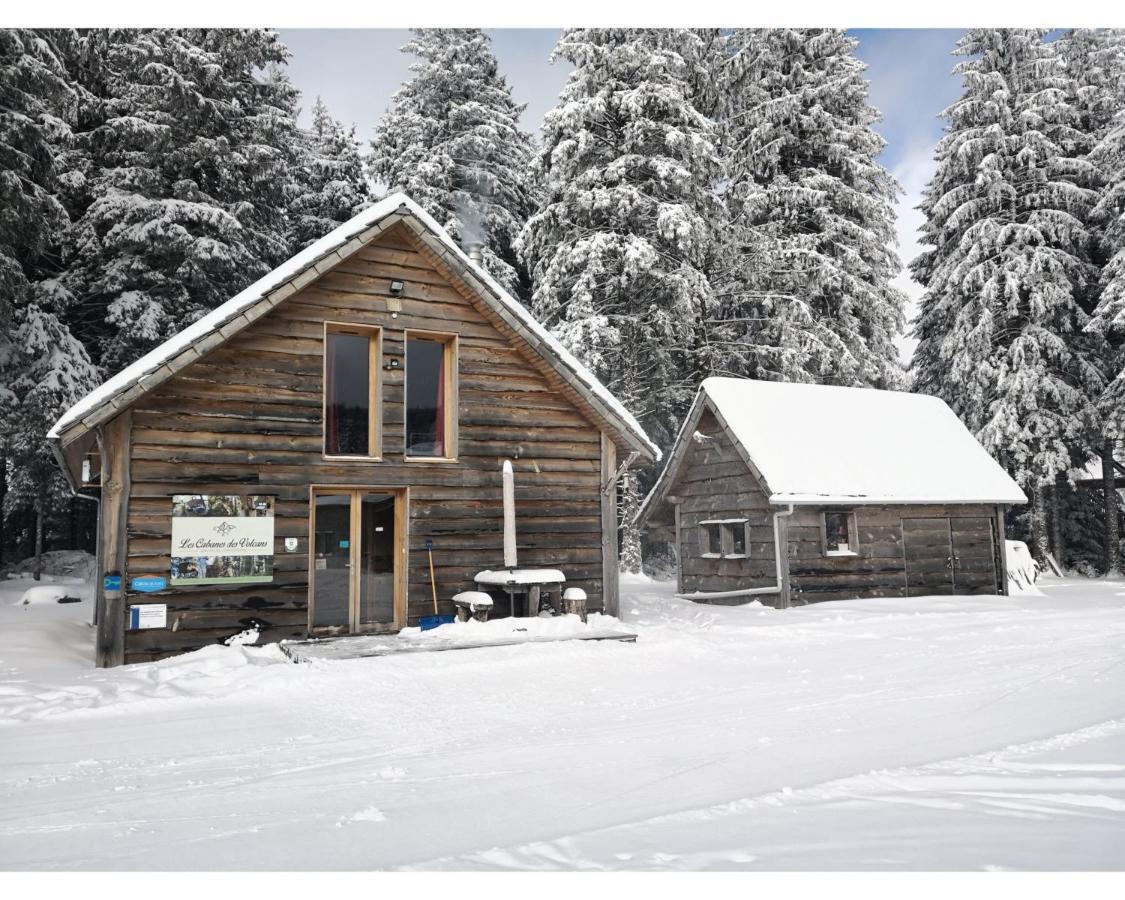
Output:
[{"xmin": 453, "ymin": 591, "xmax": 494, "ymax": 623}]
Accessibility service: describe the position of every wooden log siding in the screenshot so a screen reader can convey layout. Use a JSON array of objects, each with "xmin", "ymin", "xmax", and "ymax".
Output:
[
  {"xmin": 785, "ymin": 503, "xmax": 1002, "ymax": 605},
  {"xmin": 676, "ymin": 409, "xmax": 777, "ymax": 597},
  {"xmin": 119, "ymin": 224, "xmax": 620, "ymax": 662}
]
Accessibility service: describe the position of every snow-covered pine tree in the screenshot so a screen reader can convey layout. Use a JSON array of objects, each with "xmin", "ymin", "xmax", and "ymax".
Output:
[
  {"xmin": 288, "ymin": 96, "xmax": 370, "ymax": 251},
  {"xmin": 911, "ymin": 29, "xmax": 1103, "ymax": 561},
  {"xmin": 519, "ymin": 28, "xmax": 723, "ymax": 449},
  {"xmin": 0, "ymin": 29, "xmax": 99, "ymax": 576},
  {"xmin": 1059, "ymin": 28, "xmax": 1125, "ymax": 574},
  {"xmin": 519, "ymin": 28, "xmax": 722, "ymax": 571},
  {"xmin": 712, "ymin": 29, "xmax": 906, "ymax": 388},
  {"xmin": 369, "ymin": 29, "xmax": 535, "ymax": 296},
  {"xmin": 62, "ymin": 28, "xmax": 302, "ymax": 372}
]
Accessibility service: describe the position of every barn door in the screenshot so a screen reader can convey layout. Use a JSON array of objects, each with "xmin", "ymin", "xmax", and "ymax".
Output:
[
  {"xmin": 902, "ymin": 518, "xmax": 955, "ymax": 597},
  {"xmin": 949, "ymin": 517, "xmax": 999, "ymax": 594},
  {"xmin": 903, "ymin": 516, "xmax": 999, "ymax": 597}
]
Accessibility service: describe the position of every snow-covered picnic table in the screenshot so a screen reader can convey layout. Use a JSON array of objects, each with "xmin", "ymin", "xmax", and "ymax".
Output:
[{"xmin": 473, "ymin": 568, "xmax": 566, "ymax": 617}]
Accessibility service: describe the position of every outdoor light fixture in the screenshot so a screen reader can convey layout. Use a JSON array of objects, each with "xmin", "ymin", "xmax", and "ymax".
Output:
[
  {"xmin": 389, "ymin": 279, "xmax": 405, "ymax": 295},
  {"xmin": 384, "ymin": 357, "xmax": 400, "ymax": 371}
]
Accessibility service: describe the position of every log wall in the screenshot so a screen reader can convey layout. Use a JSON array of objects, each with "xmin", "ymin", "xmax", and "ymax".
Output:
[
  {"xmin": 115, "ymin": 224, "xmax": 617, "ymax": 663},
  {"xmin": 676, "ymin": 410, "xmax": 776, "ymax": 597},
  {"xmin": 669, "ymin": 408, "xmax": 1004, "ymax": 607}
]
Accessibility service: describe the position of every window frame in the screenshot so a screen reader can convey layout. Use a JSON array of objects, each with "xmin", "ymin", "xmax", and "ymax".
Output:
[
  {"xmin": 322, "ymin": 322, "xmax": 382, "ymax": 462},
  {"xmin": 822, "ymin": 509, "xmax": 859, "ymax": 557},
  {"xmin": 403, "ymin": 329, "xmax": 458, "ymax": 463},
  {"xmin": 699, "ymin": 518, "xmax": 749, "ymax": 560}
]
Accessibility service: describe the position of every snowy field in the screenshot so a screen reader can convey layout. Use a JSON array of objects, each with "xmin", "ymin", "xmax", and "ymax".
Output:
[{"xmin": 1, "ymin": 572, "xmax": 1123, "ymax": 871}]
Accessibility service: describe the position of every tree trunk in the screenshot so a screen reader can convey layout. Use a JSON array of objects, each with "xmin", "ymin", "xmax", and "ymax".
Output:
[
  {"xmin": 0, "ymin": 448, "xmax": 6, "ymax": 568},
  {"xmin": 1030, "ymin": 486, "xmax": 1049, "ymax": 566},
  {"xmin": 1102, "ymin": 440, "xmax": 1121, "ymax": 576},
  {"xmin": 1049, "ymin": 474, "xmax": 1066, "ymax": 570},
  {"xmin": 33, "ymin": 490, "xmax": 45, "ymax": 582}
]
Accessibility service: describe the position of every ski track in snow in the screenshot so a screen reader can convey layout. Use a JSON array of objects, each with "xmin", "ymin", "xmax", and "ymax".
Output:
[{"xmin": 0, "ymin": 573, "xmax": 1123, "ymax": 870}]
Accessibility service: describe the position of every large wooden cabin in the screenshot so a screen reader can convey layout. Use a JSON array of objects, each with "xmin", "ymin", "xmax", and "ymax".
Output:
[
  {"xmin": 49, "ymin": 194, "xmax": 657, "ymax": 666},
  {"xmin": 638, "ymin": 378, "xmax": 1026, "ymax": 606}
]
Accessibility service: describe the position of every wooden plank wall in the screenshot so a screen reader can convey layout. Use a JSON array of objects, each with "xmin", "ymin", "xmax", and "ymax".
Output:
[
  {"xmin": 118, "ymin": 225, "xmax": 612, "ymax": 663},
  {"xmin": 786, "ymin": 503, "xmax": 1001, "ymax": 604},
  {"xmin": 676, "ymin": 409, "xmax": 776, "ymax": 597}
]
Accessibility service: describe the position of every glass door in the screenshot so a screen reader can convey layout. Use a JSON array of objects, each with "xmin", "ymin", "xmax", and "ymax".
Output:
[{"xmin": 311, "ymin": 490, "xmax": 401, "ymax": 632}]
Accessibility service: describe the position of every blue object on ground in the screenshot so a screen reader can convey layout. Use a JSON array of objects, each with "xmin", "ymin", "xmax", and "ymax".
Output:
[{"xmin": 420, "ymin": 614, "xmax": 455, "ymax": 631}]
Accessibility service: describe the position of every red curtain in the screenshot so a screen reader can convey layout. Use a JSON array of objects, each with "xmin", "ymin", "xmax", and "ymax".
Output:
[
  {"xmin": 433, "ymin": 346, "xmax": 445, "ymax": 457},
  {"xmin": 325, "ymin": 333, "xmax": 339, "ymax": 453}
]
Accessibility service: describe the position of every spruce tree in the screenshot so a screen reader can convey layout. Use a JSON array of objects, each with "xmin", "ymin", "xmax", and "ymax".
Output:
[
  {"xmin": 519, "ymin": 28, "xmax": 722, "ymax": 450},
  {"xmin": 1059, "ymin": 28, "xmax": 1125, "ymax": 573},
  {"xmin": 289, "ymin": 97, "xmax": 370, "ymax": 250},
  {"xmin": 713, "ymin": 29, "xmax": 906, "ymax": 388},
  {"xmin": 0, "ymin": 29, "xmax": 99, "ymax": 576},
  {"xmin": 62, "ymin": 28, "xmax": 302, "ymax": 372},
  {"xmin": 911, "ymin": 29, "xmax": 1102, "ymax": 560},
  {"xmin": 369, "ymin": 29, "xmax": 535, "ymax": 296}
]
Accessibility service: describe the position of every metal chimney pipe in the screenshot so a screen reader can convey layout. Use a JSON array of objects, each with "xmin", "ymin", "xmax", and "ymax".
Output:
[{"xmin": 466, "ymin": 242, "xmax": 484, "ymax": 265}]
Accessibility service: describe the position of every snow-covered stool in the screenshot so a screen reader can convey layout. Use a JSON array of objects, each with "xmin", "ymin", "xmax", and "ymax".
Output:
[
  {"xmin": 453, "ymin": 591, "xmax": 494, "ymax": 623},
  {"xmin": 561, "ymin": 587, "xmax": 587, "ymax": 622}
]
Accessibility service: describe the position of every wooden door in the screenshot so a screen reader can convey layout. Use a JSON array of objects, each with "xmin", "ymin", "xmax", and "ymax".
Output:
[
  {"xmin": 902, "ymin": 517, "xmax": 955, "ymax": 597},
  {"xmin": 949, "ymin": 516, "xmax": 999, "ymax": 594},
  {"xmin": 310, "ymin": 489, "xmax": 406, "ymax": 634},
  {"xmin": 903, "ymin": 516, "xmax": 999, "ymax": 597}
]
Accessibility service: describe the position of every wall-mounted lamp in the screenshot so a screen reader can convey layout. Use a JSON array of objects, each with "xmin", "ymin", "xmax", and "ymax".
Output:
[
  {"xmin": 384, "ymin": 357, "xmax": 401, "ymax": 371},
  {"xmin": 389, "ymin": 279, "xmax": 405, "ymax": 296}
]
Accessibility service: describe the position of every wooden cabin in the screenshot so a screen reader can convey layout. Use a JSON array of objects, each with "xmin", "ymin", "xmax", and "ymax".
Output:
[
  {"xmin": 48, "ymin": 194, "xmax": 658, "ymax": 666},
  {"xmin": 637, "ymin": 378, "xmax": 1026, "ymax": 606}
]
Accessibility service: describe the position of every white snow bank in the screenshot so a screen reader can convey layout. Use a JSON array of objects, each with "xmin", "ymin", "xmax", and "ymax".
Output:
[
  {"xmin": 1005, "ymin": 539, "xmax": 1043, "ymax": 596},
  {"xmin": 700, "ymin": 377, "xmax": 1027, "ymax": 505},
  {"xmin": 3, "ymin": 573, "xmax": 1125, "ymax": 870},
  {"xmin": 16, "ymin": 583, "xmax": 83, "ymax": 606},
  {"xmin": 399, "ymin": 611, "xmax": 619, "ymax": 643}
]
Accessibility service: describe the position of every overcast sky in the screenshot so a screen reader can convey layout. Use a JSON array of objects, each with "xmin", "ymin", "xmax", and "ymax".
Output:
[{"xmin": 278, "ymin": 28, "xmax": 968, "ymax": 359}]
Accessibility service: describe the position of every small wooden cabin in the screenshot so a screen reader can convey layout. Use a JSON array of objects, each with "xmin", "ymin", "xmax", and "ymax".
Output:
[
  {"xmin": 49, "ymin": 194, "xmax": 658, "ymax": 666},
  {"xmin": 638, "ymin": 378, "xmax": 1027, "ymax": 606}
]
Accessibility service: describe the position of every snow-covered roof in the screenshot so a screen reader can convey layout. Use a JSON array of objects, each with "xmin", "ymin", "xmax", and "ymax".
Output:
[
  {"xmin": 645, "ymin": 378, "xmax": 1027, "ymax": 513},
  {"xmin": 47, "ymin": 193, "xmax": 658, "ymax": 462}
]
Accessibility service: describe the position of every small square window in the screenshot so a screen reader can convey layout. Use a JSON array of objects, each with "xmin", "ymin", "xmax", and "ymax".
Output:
[
  {"xmin": 825, "ymin": 511, "xmax": 854, "ymax": 554},
  {"xmin": 703, "ymin": 524, "xmax": 723, "ymax": 556},
  {"xmin": 730, "ymin": 523, "xmax": 747, "ymax": 557}
]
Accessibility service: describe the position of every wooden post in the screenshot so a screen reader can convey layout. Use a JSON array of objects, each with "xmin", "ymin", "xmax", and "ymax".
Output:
[
  {"xmin": 672, "ymin": 498, "xmax": 683, "ymax": 595},
  {"xmin": 600, "ymin": 432, "xmax": 619, "ymax": 617},
  {"xmin": 95, "ymin": 411, "xmax": 131, "ymax": 668},
  {"xmin": 994, "ymin": 504, "xmax": 1009, "ymax": 595}
]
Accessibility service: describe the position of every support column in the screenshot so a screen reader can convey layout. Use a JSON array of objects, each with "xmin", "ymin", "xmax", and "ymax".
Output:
[{"xmin": 95, "ymin": 411, "xmax": 131, "ymax": 668}]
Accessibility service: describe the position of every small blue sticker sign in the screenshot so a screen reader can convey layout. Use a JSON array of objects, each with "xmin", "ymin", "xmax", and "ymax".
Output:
[
  {"xmin": 131, "ymin": 575, "xmax": 168, "ymax": 593},
  {"xmin": 103, "ymin": 574, "xmax": 122, "ymax": 592},
  {"xmin": 339, "ymin": 539, "xmax": 350, "ymax": 549}
]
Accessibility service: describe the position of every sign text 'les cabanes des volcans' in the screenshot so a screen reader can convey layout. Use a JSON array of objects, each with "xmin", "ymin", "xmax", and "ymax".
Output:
[{"xmin": 170, "ymin": 495, "xmax": 275, "ymax": 586}]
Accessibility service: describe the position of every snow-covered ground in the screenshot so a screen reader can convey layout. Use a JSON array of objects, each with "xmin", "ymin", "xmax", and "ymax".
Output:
[{"xmin": 1, "ymin": 572, "xmax": 1123, "ymax": 871}]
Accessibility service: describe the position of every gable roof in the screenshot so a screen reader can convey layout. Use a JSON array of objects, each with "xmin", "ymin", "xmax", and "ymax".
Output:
[
  {"xmin": 639, "ymin": 377, "xmax": 1026, "ymax": 521},
  {"xmin": 48, "ymin": 193, "xmax": 659, "ymax": 472}
]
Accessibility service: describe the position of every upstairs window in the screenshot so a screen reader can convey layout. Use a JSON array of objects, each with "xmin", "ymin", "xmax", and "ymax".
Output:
[
  {"xmin": 405, "ymin": 333, "xmax": 457, "ymax": 460},
  {"xmin": 324, "ymin": 324, "xmax": 380, "ymax": 458}
]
